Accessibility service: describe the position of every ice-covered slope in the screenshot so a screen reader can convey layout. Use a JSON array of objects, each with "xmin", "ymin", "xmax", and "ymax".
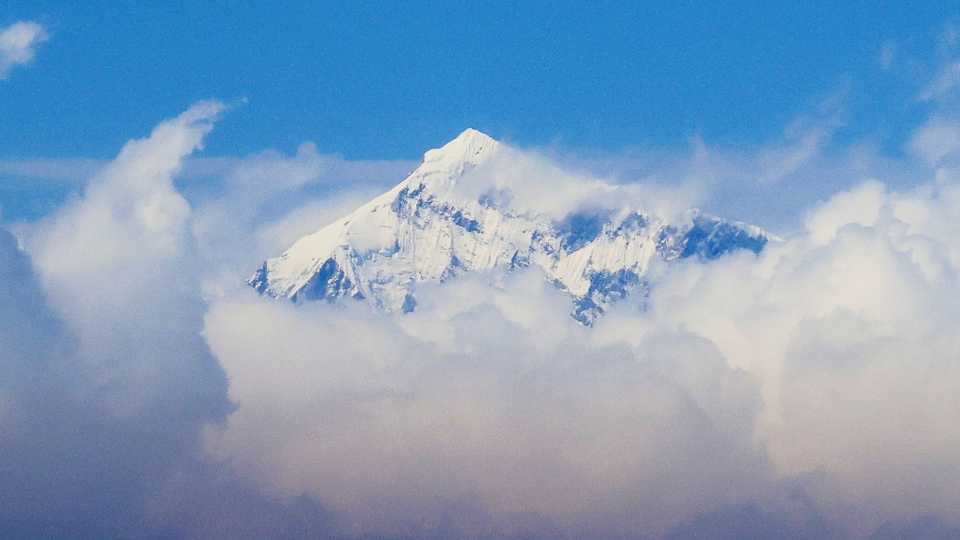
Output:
[{"xmin": 250, "ymin": 129, "xmax": 770, "ymax": 323}]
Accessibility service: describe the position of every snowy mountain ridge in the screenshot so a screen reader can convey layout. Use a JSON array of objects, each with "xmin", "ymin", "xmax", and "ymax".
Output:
[{"xmin": 249, "ymin": 129, "xmax": 770, "ymax": 323}]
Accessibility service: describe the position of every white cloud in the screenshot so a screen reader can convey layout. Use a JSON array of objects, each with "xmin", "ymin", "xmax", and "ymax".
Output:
[
  {"xmin": 0, "ymin": 102, "xmax": 241, "ymax": 538},
  {"xmin": 617, "ymin": 178, "xmax": 960, "ymax": 536},
  {"xmin": 803, "ymin": 180, "xmax": 887, "ymax": 245},
  {"xmin": 204, "ymin": 278, "xmax": 771, "ymax": 539},
  {"xmin": 26, "ymin": 100, "xmax": 226, "ymax": 415},
  {"xmin": 0, "ymin": 21, "xmax": 47, "ymax": 80}
]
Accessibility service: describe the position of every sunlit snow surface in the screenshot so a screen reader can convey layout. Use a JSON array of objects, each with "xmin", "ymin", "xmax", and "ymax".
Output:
[{"xmin": 250, "ymin": 129, "xmax": 769, "ymax": 323}]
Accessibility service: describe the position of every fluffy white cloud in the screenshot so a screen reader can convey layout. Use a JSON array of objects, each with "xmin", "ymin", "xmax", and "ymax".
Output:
[
  {"xmin": 611, "ymin": 178, "xmax": 960, "ymax": 536},
  {"xmin": 204, "ymin": 276, "xmax": 771, "ymax": 539},
  {"xmin": 0, "ymin": 102, "xmax": 239, "ymax": 538},
  {"xmin": 27, "ymin": 103, "xmax": 225, "ymax": 416},
  {"xmin": 0, "ymin": 21, "xmax": 47, "ymax": 79}
]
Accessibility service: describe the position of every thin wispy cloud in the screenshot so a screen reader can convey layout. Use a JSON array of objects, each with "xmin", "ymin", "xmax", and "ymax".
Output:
[
  {"xmin": 0, "ymin": 157, "xmax": 104, "ymax": 182},
  {"xmin": 754, "ymin": 89, "xmax": 847, "ymax": 184},
  {"xmin": 879, "ymin": 41, "xmax": 896, "ymax": 70},
  {"xmin": 919, "ymin": 60, "xmax": 960, "ymax": 102},
  {"xmin": 0, "ymin": 155, "xmax": 415, "ymax": 185}
]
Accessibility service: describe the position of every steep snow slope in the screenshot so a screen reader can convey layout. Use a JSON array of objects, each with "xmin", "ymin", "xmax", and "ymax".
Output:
[{"xmin": 250, "ymin": 129, "xmax": 769, "ymax": 323}]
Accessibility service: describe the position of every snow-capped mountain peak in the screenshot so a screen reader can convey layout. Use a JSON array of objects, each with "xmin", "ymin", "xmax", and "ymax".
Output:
[
  {"xmin": 250, "ymin": 129, "xmax": 770, "ymax": 323},
  {"xmin": 422, "ymin": 128, "xmax": 498, "ymax": 171},
  {"xmin": 399, "ymin": 127, "xmax": 499, "ymax": 204}
]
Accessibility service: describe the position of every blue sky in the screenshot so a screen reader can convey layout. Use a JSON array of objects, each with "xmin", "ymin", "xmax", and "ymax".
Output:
[
  {"xmin": 2, "ymin": 3, "xmax": 960, "ymax": 224},
  {"xmin": 2, "ymin": 1, "xmax": 956, "ymax": 160}
]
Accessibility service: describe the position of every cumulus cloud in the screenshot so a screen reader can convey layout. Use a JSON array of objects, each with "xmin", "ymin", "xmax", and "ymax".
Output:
[
  {"xmin": 27, "ymin": 102, "xmax": 226, "ymax": 416},
  {"xmin": 0, "ymin": 21, "xmax": 47, "ymax": 79},
  {"xmin": 204, "ymin": 275, "xmax": 773, "ymax": 539},
  {"xmin": 604, "ymin": 178, "xmax": 960, "ymax": 537},
  {"xmin": 0, "ymin": 102, "xmax": 237, "ymax": 537}
]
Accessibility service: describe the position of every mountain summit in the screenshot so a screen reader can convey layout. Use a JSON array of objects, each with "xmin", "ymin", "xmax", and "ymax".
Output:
[{"xmin": 250, "ymin": 129, "xmax": 769, "ymax": 323}]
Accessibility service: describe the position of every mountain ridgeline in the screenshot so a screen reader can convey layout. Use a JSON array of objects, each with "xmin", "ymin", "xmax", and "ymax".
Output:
[{"xmin": 249, "ymin": 129, "xmax": 770, "ymax": 324}]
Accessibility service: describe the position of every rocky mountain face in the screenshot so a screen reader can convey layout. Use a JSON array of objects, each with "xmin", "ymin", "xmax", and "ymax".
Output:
[{"xmin": 250, "ymin": 129, "xmax": 769, "ymax": 324}]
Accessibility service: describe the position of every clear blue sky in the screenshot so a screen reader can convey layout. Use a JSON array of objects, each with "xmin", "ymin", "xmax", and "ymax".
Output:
[{"xmin": 1, "ymin": 1, "xmax": 954, "ymax": 160}]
